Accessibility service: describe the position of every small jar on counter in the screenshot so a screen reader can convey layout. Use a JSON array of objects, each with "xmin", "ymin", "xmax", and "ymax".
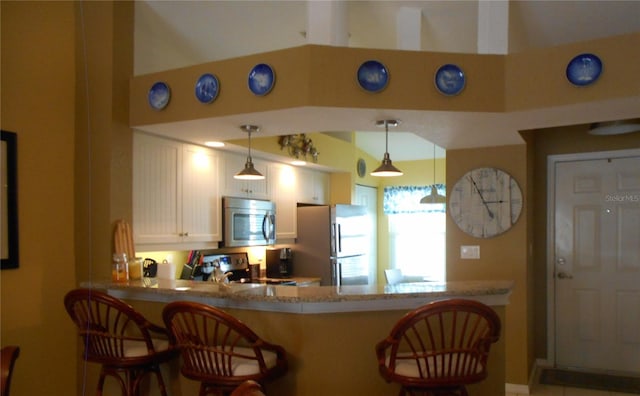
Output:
[
  {"xmin": 112, "ymin": 253, "xmax": 129, "ymax": 282},
  {"xmin": 129, "ymin": 257, "xmax": 143, "ymax": 280}
]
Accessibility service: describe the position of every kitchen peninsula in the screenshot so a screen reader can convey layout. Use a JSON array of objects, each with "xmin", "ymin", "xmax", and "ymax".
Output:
[{"xmin": 84, "ymin": 279, "xmax": 513, "ymax": 395}]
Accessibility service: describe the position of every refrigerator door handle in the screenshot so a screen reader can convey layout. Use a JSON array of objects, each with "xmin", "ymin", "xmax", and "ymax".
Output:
[
  {"xmin": 337, "ymin": 224, "xmax": 342, "ymax": 254},
  {"xmin": 333, "ymin": 260, "xmax": 341, "ymax": 287},
  {"xmin": 331, "ymin": 222, "xmax": 337, "ymax": 256}
]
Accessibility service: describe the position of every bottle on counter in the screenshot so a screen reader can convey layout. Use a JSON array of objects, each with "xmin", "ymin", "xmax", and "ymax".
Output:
[{"xmin": 112, "ymin": 252, "xmax": 129, "ymax": 282}]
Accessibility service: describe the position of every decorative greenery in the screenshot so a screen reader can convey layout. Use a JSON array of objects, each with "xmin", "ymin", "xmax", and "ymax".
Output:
[{"xmin": 278, "ymin": 134, "xmax": 319, "ymax": 162}]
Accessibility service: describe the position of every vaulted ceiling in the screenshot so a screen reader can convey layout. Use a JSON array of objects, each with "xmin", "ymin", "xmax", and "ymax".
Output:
[{"xmin": 133, "ymin": 1, "xmax": 640, "ymax": 160}]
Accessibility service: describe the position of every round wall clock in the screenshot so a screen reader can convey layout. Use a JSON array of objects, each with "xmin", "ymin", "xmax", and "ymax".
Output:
[
  {"xmin": 449, "ymin": 167, "xmax": 523, "ymax": 238},
  {"xmin": 357, "ymin": 158, "xmax": 366, "ymax": 178}
]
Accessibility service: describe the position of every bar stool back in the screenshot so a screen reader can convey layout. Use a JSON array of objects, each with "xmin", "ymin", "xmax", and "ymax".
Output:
[
  {"xmin": 1, "ymin": 346, "xmax": 20, "ymax": 396},
  {"xmin": 64, "ymin": 288, "xmax": 178, "ymax": 396},
  {"xmin": 163, "ymin": 301, "xmax": 287, "ymax": 396},
  {"xmin": 376, "ymin": 298, "xmax": 501, "ymax": 396}
]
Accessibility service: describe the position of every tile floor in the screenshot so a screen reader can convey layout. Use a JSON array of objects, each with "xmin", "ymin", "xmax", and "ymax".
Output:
[
  {"xmin": 506, "ymin": 369, "xmax": 638, "ymax": 396},
  {"xmin": 507, "ymin": 384, "xmax": 638, "ymax": 396}
]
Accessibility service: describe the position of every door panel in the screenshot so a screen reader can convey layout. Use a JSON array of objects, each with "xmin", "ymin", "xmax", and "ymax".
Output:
[{"xmin": 555, "ymin": 155, "xmax": 640, "ymax": 374}]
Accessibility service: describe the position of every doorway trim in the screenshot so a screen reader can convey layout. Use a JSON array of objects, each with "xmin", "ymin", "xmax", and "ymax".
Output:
[{"xmin": 545, "ymin": 147, "xmax": 640, "ymax": 367}]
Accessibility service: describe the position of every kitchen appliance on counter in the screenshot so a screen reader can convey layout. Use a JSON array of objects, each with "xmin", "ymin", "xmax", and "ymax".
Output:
[
  {"xmin": 294, "ymin": 205, "xmax": 372, "ymax": 286},
  {"xmin": 222, "ymin": 197, "xmax": 276, "ymax": 247},
  {"xmin": 180, "ymin": 251, "xmax": 296, "ymax": 285},
  {"xmin": 180, "ymin": 252, "xmax": 250, "ymax": 282},
  {"xmin": 266, "ymin": 248, "xmax": 293, "ymax": 278}
]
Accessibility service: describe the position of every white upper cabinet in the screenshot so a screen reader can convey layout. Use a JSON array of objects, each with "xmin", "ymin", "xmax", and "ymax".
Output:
[
  {"xmin": 133, "ymin": 133, "xmax": 221, "ymax": 248},
  {"xmin": 223, "ymin": 152, "xmax": 269, "ymax": 199},
  {"xmin": 269, "ymin": 163, "xmax": 298, "ymax": 240},
  {"xmin": 296, "ymin": 168, "xmax": 329, "ymax": 205}
]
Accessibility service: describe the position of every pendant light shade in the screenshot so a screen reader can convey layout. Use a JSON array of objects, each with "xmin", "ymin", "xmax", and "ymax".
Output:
[
  {"xmin": 235, "ymin": 124, "xmax": 265, "ymax": 180},
  {"xmin": 420, "ymin": 143, "xmax": 446, "ymax": 204},
  {"xmin": 371, "ymin": 119, "xmax": 403, "ymax": 177}
]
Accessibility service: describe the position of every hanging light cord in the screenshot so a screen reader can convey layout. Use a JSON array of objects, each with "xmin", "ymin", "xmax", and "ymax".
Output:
[
  {"xmin": 384, "ymin": 121, "xmax": 390, "ymax": 155},
  {"xmin": 246, "ymin": 130, "xmax": 253, "ymax": 162},
  {"xmin": 432, "ymin": 143, "xmax": 436, "ymax": 184}
]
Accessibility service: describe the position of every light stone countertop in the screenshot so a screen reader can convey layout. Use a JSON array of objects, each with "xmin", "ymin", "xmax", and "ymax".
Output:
[{"xmin": 84, "ymin": 278, "xmax": 514, "ymax": 314}]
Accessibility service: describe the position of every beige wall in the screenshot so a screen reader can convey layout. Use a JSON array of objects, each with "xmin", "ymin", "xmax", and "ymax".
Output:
[
  {"xmin": 1, "ymin": 1, "xmax": 78, "ymax": 394},
  {"xmin": 446, "ymin": 145, "xmax": 530, "ymax": 384},
  {"xmin": 1, "ymin": 1, "xmax": 134, "ymax": 394}
]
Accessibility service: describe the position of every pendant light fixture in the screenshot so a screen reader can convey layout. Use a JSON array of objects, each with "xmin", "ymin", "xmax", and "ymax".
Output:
[
  {"xmin": 370, "ymin": 119, "xmax": 403, "ymax": 177},
  {"xmin": 420, "ymin": 143, "xmax": 446, "ymax": 204},
  {"xmin": 234, "ymin": 124, "xmax": 265, "ymax": 180}
]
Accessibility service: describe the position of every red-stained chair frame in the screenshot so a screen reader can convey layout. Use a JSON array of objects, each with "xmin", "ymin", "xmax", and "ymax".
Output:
[
  {"xmin": 229, "ymin": 380, "xmax": 266, "ymax": 396},
  {"xmin": 376, "ymin": 299, "xmax": 501, "ymax": 396},
  {"xmin": 1, "ymin": 346, "xmax": 20, "ymax": 396},
  {"xmin": 64, "ymin": 288, "xmax": 178, "ymax": 396},
  {"xmin": 162, "ymin": 301, "xmax": 287, "ymax": 396}
]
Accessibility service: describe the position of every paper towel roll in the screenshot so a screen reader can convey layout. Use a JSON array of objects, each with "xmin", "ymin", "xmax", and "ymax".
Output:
[{"xmin": 156, "ymin": 259, "xmax": 176, "ymax": 280}]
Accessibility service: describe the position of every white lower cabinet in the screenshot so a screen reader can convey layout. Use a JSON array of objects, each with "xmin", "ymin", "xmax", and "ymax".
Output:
[
  {"xmin": 269, "ymin": 163, "xmax": 298, "ymax": 240},
  {"xmin": 133, "ymin": 133, "xmax": 221, "ymax": 247},
  {"xmin": 296, "ymin": 168, "xmax": 329, "ymax": 205},
  {"xmin": 223, "ymin": 152, "xmax": 269, "ymax": 199}
]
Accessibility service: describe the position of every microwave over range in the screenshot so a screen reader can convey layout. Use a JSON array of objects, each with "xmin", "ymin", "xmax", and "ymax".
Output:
[{"xmin": 222, "ymin": 197, "xmax": 276, "ymax": 247}]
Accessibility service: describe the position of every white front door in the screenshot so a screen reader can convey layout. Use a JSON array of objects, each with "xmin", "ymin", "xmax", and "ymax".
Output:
[{"xmin": 554, "ymin": 153, "xmax": 640, "ymax": 374}]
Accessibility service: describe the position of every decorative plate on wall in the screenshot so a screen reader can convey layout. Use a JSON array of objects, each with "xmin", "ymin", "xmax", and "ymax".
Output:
[
  {"xmin": 566, "ymin": 53, "xmax": 602, "ymax": 86},
  {"xmin": 248, "ymin": 63, "xmax": 275, "ymax": 96},
  {"xmin": 195, "ymin": 73, "xmax": 220, "ymax": 104},
  {"xmin": 357, "ymin": 158, "xmax": 366, "ymax": 178},
  {"xmin": 357, "ymin": 60, "xmax": 389, "ymax": 93},
  {"xmin": 434, "ymin": 64, "xmax": 466, "ymax": 96},
  {"xmin": 148, "ymin": 81, "xmax": 171, "ymax": 110}
]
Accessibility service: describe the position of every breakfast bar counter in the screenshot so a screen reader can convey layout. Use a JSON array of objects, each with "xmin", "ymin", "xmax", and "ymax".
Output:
[
  {"xmin": 81, "ymin": 279, "xmax": 513, "ymax": 396},
  {"xmin": 85, "ymin": 278, "xmax": 513, "ymax": 314}
]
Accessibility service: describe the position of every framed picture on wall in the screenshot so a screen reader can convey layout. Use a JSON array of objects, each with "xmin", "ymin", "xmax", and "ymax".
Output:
[{"xmin": 1, "ymin": 130, "xmax": 19, "ymax": 269}]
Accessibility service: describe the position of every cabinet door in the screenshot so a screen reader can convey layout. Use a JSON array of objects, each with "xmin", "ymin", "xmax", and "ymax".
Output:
[
  {"xmin": 133, "ymin": 133, "xmax": 182, "ymax": 244},
  {"xmin": 223, "ymin": 152, "xmax": 269, "ymax": 199},
  {"xmin": 297, "ymin": 168, "xmax": 329, "ymax": 205},
  {"xmin": 269, "ymin": 163, "xmax": 297, "ymax": 240},
  {"xmin": 182, "ymin": 144, "xmax": 221, "ymax": 242}
]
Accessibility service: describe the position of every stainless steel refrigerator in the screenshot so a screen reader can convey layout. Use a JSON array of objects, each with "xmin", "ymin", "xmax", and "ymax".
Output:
[{"xmin": 294, "ymin": 205, "xmax": 372, "ymax": 286}]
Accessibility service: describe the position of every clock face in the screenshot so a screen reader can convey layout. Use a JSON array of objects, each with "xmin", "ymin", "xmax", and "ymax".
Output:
[{"xmin": 449, "ymin": 167, "xmax": 523, "ymax": 238}]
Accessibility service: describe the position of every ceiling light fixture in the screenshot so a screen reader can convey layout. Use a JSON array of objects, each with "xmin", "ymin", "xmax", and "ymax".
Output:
[
  {"xmin": 234, "ymin": 124, "xmax": 265, "ymax": 180},
  {"xmin": 588, "ymin": 119, "xmax": 640, "ymax": 136},
  {"xmin": 371, "ymin": 119, "xmax": 403, "ymax": 177},
  {"xmin": 420, "ymin": 143, "xmax": 446, "ymax": 204}
]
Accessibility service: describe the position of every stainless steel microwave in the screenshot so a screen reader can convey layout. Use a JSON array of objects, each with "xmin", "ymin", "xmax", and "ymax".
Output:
[{"xmin": 222, "ymin": 197, "xmax": 276, "ymax": 247}]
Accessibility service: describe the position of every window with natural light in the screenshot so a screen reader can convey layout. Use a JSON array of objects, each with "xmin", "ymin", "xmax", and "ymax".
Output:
[{"xmin": 384, "ymin": 185, "xmax": 446, "ymax": 282}]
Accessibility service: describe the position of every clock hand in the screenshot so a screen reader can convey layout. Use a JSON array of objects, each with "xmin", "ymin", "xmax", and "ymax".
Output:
[
  {"xmin": 484, "ymin": 200, "xmax": 505, "ymax": 204},
  {"xmin": 469, "ymin": 176, "xmax": 494, "ymax": 219}
]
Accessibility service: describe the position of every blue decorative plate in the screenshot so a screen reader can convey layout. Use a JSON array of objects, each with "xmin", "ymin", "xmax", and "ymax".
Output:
[
  {"xmin": 248, "ymin": 63, "xmax": 275, "ymax": 96},
  {"xmin": 357, "ymin": 60, "xmax": 389, "ymax": 93},
  {"xmin": 434, "ymin": 64, "xmax": 465, "ymax": 96},
  {"xmin": 148, "ymin": 81, "xmax": 171, "ymax": 110},
  {"xmin": 195, "ymin": 73, "xmax": 220, "ymax": 104},
  {"xmin": 566, "ymin": 53, "xmax": 602, "ymax": 86}
]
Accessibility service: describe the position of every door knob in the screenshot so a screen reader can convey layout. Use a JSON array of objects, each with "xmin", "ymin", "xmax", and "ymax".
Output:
[{"xmin": 557, "ymin": 272, "xmax": 573, "ymax": 279}]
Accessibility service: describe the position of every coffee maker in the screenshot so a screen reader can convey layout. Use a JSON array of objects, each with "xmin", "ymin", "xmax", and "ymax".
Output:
[{"xmin": 266, "ymin": 248, "xmax": 293, "ymax": 278}]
